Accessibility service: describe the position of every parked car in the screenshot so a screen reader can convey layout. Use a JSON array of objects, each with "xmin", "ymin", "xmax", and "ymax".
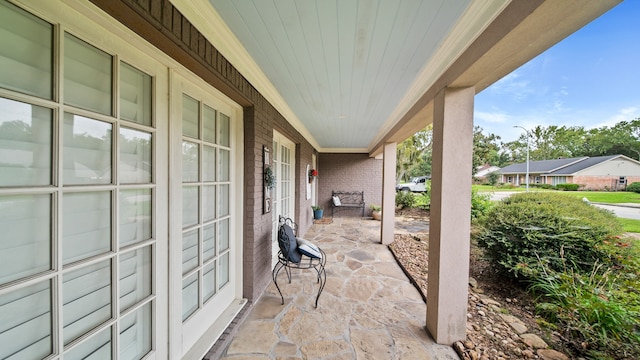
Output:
[{"xmin": 396, "ymin": 176, "xmax": 430, "ymax": 192}]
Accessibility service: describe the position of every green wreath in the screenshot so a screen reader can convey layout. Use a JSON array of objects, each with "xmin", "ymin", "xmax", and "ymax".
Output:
[{"xmin": 264, "ymin": 166, "xmax": 276, "ymax": 189}]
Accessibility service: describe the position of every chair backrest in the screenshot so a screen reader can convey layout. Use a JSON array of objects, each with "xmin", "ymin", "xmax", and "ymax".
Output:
[{"xmin": 278, "ymin": 216, "xmax": 302, "ymax": 263}]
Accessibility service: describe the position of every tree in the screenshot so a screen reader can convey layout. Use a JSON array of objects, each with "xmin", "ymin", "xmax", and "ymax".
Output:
[
  {"xmin": 472, "ymin": 126, "xmax": 502, "ymax": 171},
  {"xmin": 396, "ymin": 125, "xmax": 432, "ymax": 182}
]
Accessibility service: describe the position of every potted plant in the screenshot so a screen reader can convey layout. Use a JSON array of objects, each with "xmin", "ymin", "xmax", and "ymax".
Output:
[
  {"xmin": 370, "ymin": 204, "xmax": 382, "ymax": 220},
  {"xmin": 311, "ymin": 205, "xmax": 323, "ymax": 220}
]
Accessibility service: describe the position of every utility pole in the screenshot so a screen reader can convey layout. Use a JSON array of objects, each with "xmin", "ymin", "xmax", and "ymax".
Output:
[{"xmin": 514, "ymin": 126, "xmax": 530, "ymax": 192}]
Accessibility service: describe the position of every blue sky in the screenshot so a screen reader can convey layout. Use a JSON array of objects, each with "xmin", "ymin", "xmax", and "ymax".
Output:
[{"xmin": 474, "ymin": 0, "xmax": 640, "ymax": 143}]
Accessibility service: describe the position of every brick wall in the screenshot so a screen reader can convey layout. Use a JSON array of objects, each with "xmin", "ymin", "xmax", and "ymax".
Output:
[
  {"xmin": 93, "ymin": 0, "xmax": 318, "ymax": 301},
  {"xmin": 318, "ymin": 153, "xmax": 383, "ymax": 217},
  {"xmin": 573, "ymin": 175, "xmax": 640, "ymax": 190}
]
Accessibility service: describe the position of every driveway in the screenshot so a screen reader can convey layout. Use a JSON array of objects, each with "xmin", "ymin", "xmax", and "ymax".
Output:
[{"xmin": 482, "ymin": 191, "xmax": 640, "ymax": 220}]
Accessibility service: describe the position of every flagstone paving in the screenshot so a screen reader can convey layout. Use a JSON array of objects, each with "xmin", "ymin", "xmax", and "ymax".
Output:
[{"xmin": 218, "ymin": 216, "xmax": 457, "ymax": 359}]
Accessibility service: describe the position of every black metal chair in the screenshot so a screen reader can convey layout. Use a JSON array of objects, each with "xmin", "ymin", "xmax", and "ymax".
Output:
[{"xmin": 272, "ymin": 216, "xmax": 326, "ymax": 307}]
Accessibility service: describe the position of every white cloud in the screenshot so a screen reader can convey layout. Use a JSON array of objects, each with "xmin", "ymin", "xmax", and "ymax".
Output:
[
  {"xmin": 591, "ymin": 106, "xmax": 640, "ymax": 129},
  {"xmin": 488, "ymin": 71, "xmax": 533, "ymax": 102},
  {"xmin": 474, "ymin": 111, "xmax": 509, "ymax": 124}
]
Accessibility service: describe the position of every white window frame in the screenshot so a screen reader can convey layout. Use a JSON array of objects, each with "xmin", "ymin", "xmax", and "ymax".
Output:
[{"xmin": 168, "ymin": 70, "xmax": 245, "ymax": 360}]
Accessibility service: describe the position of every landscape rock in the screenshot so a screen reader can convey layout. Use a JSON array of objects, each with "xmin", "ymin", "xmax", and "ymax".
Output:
[{"xmin": 520, "ymin": 333, "xmax": 548, "ymax": 349}]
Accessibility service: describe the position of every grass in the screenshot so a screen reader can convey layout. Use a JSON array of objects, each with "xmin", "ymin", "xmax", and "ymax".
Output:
[
  {"xmin": 475, "ymin": 185, "xmax": 640, "ymax": 204},
  {"xmin": 559, "ymin": 191, "xmax": 640, "ymax": 204},
  {"xmin": 618, "ymin": 218, "xmax": 640, "ymax": 233},
  {"xmin": 472, "ymin": 184, "xmax": 528, "ymax": 192}
]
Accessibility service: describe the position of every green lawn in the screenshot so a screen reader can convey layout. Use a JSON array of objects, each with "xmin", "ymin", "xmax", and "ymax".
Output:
[
  {"xmin": 558, "ymin": 191, "xmax": 640, "ymax": 204},
  {"xmin": 618, "ymin": 218, "xmax": 640, "ymax": 233},
  {"xmin": 474, "ymin": 185, "xmax": 640, "ymax": 204},
  {"xmin": 472, "ymin": 184, "xmax": 528, "ymax": 192}
]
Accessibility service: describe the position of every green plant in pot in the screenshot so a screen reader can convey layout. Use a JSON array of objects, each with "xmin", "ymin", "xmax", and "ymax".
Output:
[
  {"xmin": 311, "ymin": 205, "xmax": 323, "ymax": 220},
  {"xmin": 370, "ymin": 204, "xmax": 381, "ymax": 220}
]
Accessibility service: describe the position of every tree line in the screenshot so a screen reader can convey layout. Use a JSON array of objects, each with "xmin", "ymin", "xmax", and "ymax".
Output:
[{"xmin": 396, "ymin": 117, "xmax": 640, "ymax": 182}]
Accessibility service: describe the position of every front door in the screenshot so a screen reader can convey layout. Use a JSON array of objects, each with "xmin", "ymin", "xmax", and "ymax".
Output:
[{"xmin": 271, "ymin": 131, "xmax": 295, "ymax": 267}]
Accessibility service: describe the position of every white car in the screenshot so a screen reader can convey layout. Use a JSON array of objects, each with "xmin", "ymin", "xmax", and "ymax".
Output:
[{"xmin": 396, "ymin": 176, "xmax": 430, "ymax": 192}]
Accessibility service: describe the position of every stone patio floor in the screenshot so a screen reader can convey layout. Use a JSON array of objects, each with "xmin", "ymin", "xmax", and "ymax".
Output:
[{"xmin": 218, "ymin": 216, "xmax": 459, "ymax": 359}]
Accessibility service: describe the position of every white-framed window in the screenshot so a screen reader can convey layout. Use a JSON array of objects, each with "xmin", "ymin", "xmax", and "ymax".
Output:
[
  {"xmin": 551, "ymin": 176, "xmax": 567, "ymax": 185},
  {"xmin": 169, "ymin": 72, "xmax": 242, "ymax": 358},
  {"xmin": 0, "ymin": 2, "xmax": 163, "ymax": 358},
  {"xmin": 271, "ymin": 131, "xmax": 295, "ymax": 267}
]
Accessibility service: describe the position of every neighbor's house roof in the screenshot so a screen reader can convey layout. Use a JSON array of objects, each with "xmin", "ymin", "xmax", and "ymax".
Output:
[
  {"xmin": 499, "ymin": 155, "xmax": 632, "ymax": 175},
  {"xmin": 474, "ymin": 165, "xmax": 500, "ymax": 178}
]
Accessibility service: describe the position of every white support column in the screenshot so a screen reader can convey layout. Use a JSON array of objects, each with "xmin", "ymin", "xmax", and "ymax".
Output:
[
  {"xmin": 381, "ymin": 142, "xmax": 397, "ymax": 245},
  {"xmin": 427, "ymin": 87, "xmax": 474, "ymax": 344}
]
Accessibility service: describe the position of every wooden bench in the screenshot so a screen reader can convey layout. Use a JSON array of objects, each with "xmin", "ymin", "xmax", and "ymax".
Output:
[{"xmin": 331, "ymin": 190, "xmax": 365, "ymax": 217}]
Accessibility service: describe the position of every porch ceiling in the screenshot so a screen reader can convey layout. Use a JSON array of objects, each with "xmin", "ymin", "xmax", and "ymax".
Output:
[{"xmin": 177, "ymin": 0, "xmax": 620, "ymax": 155}]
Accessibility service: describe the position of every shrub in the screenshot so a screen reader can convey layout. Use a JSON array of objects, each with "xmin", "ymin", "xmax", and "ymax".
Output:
[
  {"xmin": 395, "ymin": 191, "xmax": 415, "ymax": 209},
  {"xmin": 474, "ymin": 192, "xmax": 622, "ymax": 280},
  {"xmin": 414, "ymin": 192, "xmax": 430, "ymax": 211},
  {"xmin": 627, "ymin": 181, "xmax": 640, "ymax": 193},
  {"xmin": 487, "ymin": 172, "xmax": 499, "ymax": 186},
  {"xmin": 470, "ymin": 190, "xmax": 492, "ymax": 221},
  {"xmin": 555, "ymin": 183, "xmax": 579, "ymax": 191},
  {"xmin": 530, "ymin": 183, "xmax": 554, "ymax": 190}
]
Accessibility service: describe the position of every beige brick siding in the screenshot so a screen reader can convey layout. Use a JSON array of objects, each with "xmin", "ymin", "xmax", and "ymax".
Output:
[{"xmin": 572, "ymin": 175, "xmax": 640, "ymax": 190}]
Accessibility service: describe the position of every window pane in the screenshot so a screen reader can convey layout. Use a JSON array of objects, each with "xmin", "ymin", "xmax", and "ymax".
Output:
[
  {"xmin": 63, "ymin": 191, "xmax": 111, "ymax": 264},
  {"xmin": 182, "ymin": 229, "xmax": 198, "ymax": 275},
  {"xmin": 63, "ymin": 113, "xmax": 112, "ymax": 185},
  {"xmin": 219, "ymin": 149, "xmax": 230, "ymax": 182},
  {"xmin": 203, "ymin": 185, "xmax": 216, "ymax": 222},
  {"xmin": 182, "ymin": 273, "xmax": 198, "ymax": 321},
  {"xmin": 182, "ymin": 186, "xmax": 198, "ymax": 228},
  {"xmin": 120, "ymin": 302, "xmax": 152, "ymax": 360},
  {"xmin": 218, "ymin": 252, "xmax": 229, "ymax": 288},
  {"xmin": 0, "ymin": 1, "xmax": 52, "ymax": 99},
  {"xmin": 202, "ymin": 105, "xmax": 216, "ymax": 143},
  {"xmin": 64, "ymin": 326, "xmax": 111, "ymax": 360},
  {"xmin": 202, "ymin": 145, "xmax": 216, "ymax": 182},
  {"xmin": 0, "ymin": 281, "xmax": 52, "ymax": 360},
  {"xmin": 120, "ymin": 62, "xmax": 152, "ymax": 126},
  {"xmin": 0, "ymin": 194, "xmax": 50, "ymax": 285},
  {"xmin": 0, "ymin": 98, "xmax": 52, "ymax": 186},
  {"xmin": 203, "ymin": 223, "xmax": 216, "ymax": 262},
  {"xmin": 119, "ymin": 189, "xmax": 151, "ymax": 247},
  {"xmin": 63, "ymin": 260, "xmax": 112, "ymax": 345},
  {"xmin": 218, "ymin": 112, "xmax": 230, "ymax": 147},
  {"xmin": 218, "ymin": 184, "xmax": 229, "ymax": 217},
  {"xmin": 182, "ymin": 141, "xmax": 198, "ymax": 182},
  {"xmin": 120, "ymin": 128, "xmax": 151, "ymax": 184},
  {"xmin": 182, "ymin": 94, "xmax": 198, "ymax": 138},
  {"xmin": 119, "ymin": 246, "xmax": 152, "ymax": 311},
  {"xmin": 64, "ymin": 33, "xmax": 112, "ymax": 115},
  {"xmin": 203, "ymin": 262, "xmax": 216, "ymax": 303},
  {"xmin": 219, "ymin": 218, "xmax": 229, "ymax": 252}
]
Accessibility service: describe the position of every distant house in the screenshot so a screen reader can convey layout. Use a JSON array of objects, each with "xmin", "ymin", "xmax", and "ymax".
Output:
[
  {"xmin": 499, "ymin": 155, "xmax": 640, "ymax": 190},
  {"xmin": 474, "ymin": 165, "xmax": 501, "ymax": 183}
]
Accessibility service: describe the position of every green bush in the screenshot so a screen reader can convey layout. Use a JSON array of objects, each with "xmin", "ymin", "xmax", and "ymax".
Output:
[
  {"xmin": 627, "ymin": 181, "xmax": 640, "ymax": 193},
  {"xmin": 555, "ymin": 183, "xmax": 580, "ymax": 191},
  {"xmin": 395, "ymin": 191, "xmax": 415, "ymax": 209},
  {"xmin": 475, "ymin": 192, "xmax": 622, "ymax": 279},
  {"xmin": 414, "ymin": 192, "xmax": 430, "ymax": 211},
  {"xmin": 470, "ymin": 190, "xmax": 492, "ymax": 221},
  {"xmin": 530, "ymin": 183, "xmax": 554, "ymax": 190}
]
